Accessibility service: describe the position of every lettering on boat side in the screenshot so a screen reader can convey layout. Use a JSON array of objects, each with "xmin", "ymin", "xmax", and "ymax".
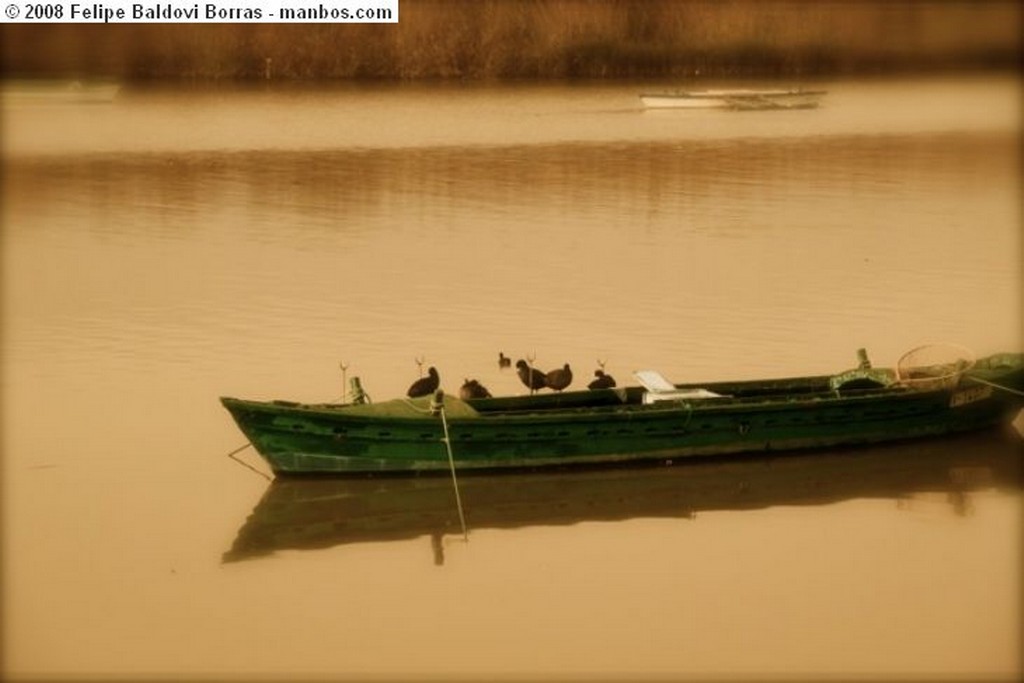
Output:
[{"xmin": 949, "ymin": 385, "xmax": 993, "ymax": 408}]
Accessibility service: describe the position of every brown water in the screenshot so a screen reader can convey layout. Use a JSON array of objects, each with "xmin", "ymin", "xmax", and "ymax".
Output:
[{"xmin": 2, "ymin": 76, "xmax": 1021, "ymax": 680}]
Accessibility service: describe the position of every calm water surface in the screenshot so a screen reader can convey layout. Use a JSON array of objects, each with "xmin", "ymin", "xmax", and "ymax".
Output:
[{"xmin": 2, "ymin": 76, "xmax": 1021, "ymax": 680}]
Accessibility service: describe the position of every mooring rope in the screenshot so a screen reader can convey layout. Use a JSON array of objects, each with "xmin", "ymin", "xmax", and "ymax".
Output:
[
  {"xmin": 226, "ymin": 444, "xmax": 272, "ymax": 481},
  {"xmin": 401, "ymin": 398, "xmax": 436, "ymax": 414},
  {"xmin": 963, "ymin": 375, "xmax": 1024, "ymax": 398},
  {"xmin": 435, "ymin": 396, "xmax": 468, "ymax": 541},
  {"xmin": 226, "ymin": 442, "xmax": 252, "ymax": 458}
]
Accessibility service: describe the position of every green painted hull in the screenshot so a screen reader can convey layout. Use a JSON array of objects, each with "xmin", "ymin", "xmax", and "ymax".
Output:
[
  {"xmin": 220, "ymin": 353, "xmax": 1024, "ymax": 476},
  {"xmin": 223, "ymin": 428, "xmax": 1022, "ymax": 563}
]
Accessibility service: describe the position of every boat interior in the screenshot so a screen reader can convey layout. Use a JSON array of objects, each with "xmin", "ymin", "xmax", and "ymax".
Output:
[
  {"xmin": 460, "ymin": 352, "xmax": 1024, "ymax": 416},
  {"xmin": 287, "ymin": 353, "xmax": 1020, "ymax": 418},
  {"xmin": 463, "ymin": 374, "xmax": 875, "ymax": 415}
]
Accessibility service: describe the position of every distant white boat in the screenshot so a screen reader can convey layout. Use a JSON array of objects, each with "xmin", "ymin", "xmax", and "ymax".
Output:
[
  {"xmin": 640, "ymin": 88, "xmax": 826, "ymax": 110},
  {"xmin": 2, "ymin": 80, "xmax": 121, "ymax": 105}
]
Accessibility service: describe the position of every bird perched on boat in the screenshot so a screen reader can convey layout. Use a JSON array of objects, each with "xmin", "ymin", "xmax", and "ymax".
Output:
[
  {"xmin": 498, "ymin": 352, "xmax": 512, "ymax": 369},
  {"xmin": 588, "ymin": 369, "xmax": 617, "ymax": 390},
  {"xmin": 545, "ymin": 363, "xmax": 573, "ymax": 392},
  {"xmin": 407, "ymin": 366, "xmax": 440, "ymax": 398},
  {"xmin": 515, "ymin": 359, "xmax": 547, "ymax": 393},
  {"xmin": 459, "ymin": 379, "xmax": 492, "ymax": 400}
]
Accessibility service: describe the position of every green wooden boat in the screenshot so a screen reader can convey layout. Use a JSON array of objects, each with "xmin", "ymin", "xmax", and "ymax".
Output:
[
  {"xmin": 220, "ymin": 349, "xmax": 1024, "ymax": 476},
  {"xmin": 223, "ymin": 429, "xmax": 1022, "ymax": 563}
]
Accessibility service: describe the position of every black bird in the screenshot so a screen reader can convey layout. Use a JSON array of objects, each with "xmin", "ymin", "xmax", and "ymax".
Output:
[
  {"xmin": 407, "ymin": 366, "xmax": 440, "ymax": 398},
  {"xmin": 588, "ymin": 369, "xmax": 617, "ymax": 390},
  {"xmin": 498, "ymin": 352, "xmax": 512, "ymax": 369},
  {"xmin": 459, "ymin": 378, "xmax": 492, "ymax": 400},
  {"xmin": 515, "ymin": 359, "xmax": 547, "ymax": 393},
  {"xmin": 545, "ymin": 363, "xmax": 573, "ymax": 392}
]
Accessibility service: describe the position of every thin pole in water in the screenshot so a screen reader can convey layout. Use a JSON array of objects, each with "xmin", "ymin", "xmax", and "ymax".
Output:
[
  {"xmin": 339, "ymin": 361, "xmax": 349, "ymax": 403},
  {"xmin": 527, "ymin": 351, "xmax": 538, "ymax": 396},
  {"xmin": 432, "ymin": 390, "xmax": 468, "ymax": 541}
]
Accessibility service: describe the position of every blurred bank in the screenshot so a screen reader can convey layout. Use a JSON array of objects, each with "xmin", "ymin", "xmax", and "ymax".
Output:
[{"xmin": 1, "ymin": 0, "xmax": 1020, "ymax": 81}]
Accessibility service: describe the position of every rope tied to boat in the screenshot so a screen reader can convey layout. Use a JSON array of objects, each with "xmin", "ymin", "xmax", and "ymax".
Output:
[
  {"xmin": 431, "ymin": 390, "xmax": 468, "ymax": 541},
  {"xmin": 225, "ymin": 442, "xmax": 271, "ymax": 481},
  {"xmin": 963, "ymin": 376, "xmax": 1024, "ymax": 398}
]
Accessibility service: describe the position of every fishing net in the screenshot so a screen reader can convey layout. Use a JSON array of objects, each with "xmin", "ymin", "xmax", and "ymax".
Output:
[{"xmin": 895, "ymin": 343, "xmax": 975, "ymax": 391}]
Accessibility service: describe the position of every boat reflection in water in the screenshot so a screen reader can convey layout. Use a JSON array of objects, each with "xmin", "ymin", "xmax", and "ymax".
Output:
[{"xmin": 223, "ymin": 428, "xmax": 1021, "ymax": 566}]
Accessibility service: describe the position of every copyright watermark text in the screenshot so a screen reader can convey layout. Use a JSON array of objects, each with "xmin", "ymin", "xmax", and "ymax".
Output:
[{"xmin": 2, "ymin": 0, "xmax": 398, "ymax": 22}]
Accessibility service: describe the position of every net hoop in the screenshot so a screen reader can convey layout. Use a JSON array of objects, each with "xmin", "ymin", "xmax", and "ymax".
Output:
[{"xmin": 895, "ymin": 343, "xmax": 975, "ymax": 391}]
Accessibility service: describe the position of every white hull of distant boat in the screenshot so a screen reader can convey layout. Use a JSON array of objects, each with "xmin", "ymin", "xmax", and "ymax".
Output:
[{"xmin": 640, "ymin": 88, "xmax": 825, "ymax": 110}]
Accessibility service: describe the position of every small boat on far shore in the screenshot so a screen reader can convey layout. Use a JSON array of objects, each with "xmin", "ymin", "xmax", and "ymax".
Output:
[
  {"xmin": 1, "ymin": 80, "xmax": 121, "ymax": 105},
  {"xmin": 640, "ymin": 88, "xmax": 826, "ymax": 110}
]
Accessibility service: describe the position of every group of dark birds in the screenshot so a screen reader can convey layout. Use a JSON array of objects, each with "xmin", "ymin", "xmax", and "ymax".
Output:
[
  {"xmin": 510, "ymin": 353, "xmax": 617, "ymax": 392},
  {"xmin": 406, "ymin": 353, "xmax": 617, "ymax": 399}
]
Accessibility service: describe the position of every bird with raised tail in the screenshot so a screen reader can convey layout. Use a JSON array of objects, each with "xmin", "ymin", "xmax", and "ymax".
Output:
[
  {"xmin": 407, "ymin": 366, "xmax": 440, "ymax": 398},
  {"xmin": 515, "ymin": 359, "xmax": 547, "ymax": 393}
]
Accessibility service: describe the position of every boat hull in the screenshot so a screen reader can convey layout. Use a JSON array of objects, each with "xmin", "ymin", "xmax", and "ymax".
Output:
[
  {"xmin": 221, "ymin": 354, "xmax": 1023, "ymax": 476},
  {"xmin": 640, "ymin": 89, "xmax": 826, "ymax": 110},
  {"xmin": 223, "ymin": 428, "xmax": 1023, "ymax": 563}
]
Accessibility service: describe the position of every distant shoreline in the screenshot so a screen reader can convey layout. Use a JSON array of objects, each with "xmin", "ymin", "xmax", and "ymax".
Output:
[{"xmin": 2, "ymin": 1, "xmax": 1019, "ymax": 82}]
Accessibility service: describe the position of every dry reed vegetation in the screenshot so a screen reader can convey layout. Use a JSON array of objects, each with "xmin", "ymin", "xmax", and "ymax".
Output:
[{"xmin": 2, "ymin": 0, "xmax": 1019, "ymax": 80}]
